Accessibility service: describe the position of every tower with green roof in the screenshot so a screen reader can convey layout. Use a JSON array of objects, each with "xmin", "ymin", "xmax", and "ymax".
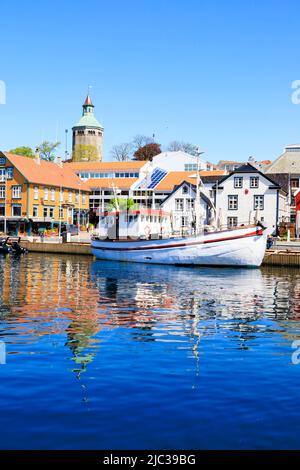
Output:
[{"xmin": 72, "ymin": 95, "xmax": 104, "ymax": 162}]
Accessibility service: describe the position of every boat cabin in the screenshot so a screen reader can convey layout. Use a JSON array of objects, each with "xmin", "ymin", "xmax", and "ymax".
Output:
[{"xmin": 97, "ymin": 208, "xmax": 172, "ymax": 240}]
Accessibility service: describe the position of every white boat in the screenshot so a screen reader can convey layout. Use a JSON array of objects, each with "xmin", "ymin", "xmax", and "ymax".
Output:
[{"xmin": 91, "ymin": 208, "xmax": 267, "ymax": 267}]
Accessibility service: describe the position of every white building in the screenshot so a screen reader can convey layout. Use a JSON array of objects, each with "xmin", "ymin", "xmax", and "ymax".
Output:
[
  {"xmin": 160, "ymin": 181, "xmax": 213, "ymax": 234},
  {"xmin": 151, "ymin": 151, "xmax": 209, "ymax": 172},
  {"xmin": 213, "ymin": 163, "xmax": 289, "ymax": 234}
]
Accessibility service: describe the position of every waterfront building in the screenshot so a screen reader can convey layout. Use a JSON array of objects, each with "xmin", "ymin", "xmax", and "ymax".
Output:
[
  {"xmin": 160, "ymin": 180, "xmax": 213, "ymax": 233},
  {"xmin": 266, "ymin": 144, "xmax": 300, "ymax": 223},
  {"xmin": 214, "ymin": 163, "xmax": 289, "ymax": 234},
  {"xmin": 0, "ymin": 152, "xmax": 90, "ymax": 235},
  {"xmin": 72, "ymin": 95, "xmax": 104, "ymax": 162}
]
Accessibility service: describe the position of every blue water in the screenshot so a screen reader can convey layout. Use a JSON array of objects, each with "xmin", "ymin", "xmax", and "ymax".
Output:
[{"xmin": 0, "ymin": 254, "xmax": 300, "ymax": 449}]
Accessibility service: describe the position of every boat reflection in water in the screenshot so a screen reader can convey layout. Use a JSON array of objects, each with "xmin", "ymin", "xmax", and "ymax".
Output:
[{"xmin": 1, "ymin": 254, "xmax": 300, "ymax": 449}]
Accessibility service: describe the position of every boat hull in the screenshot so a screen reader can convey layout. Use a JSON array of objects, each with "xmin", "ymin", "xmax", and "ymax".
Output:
[{"xmin": 91, "ymin": 226, "xmax": 267, "ymax": 267}]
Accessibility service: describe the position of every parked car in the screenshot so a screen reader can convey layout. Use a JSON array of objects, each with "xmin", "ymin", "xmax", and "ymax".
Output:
[{"xmin": 61, "ymin": 224, "xmax": 79, "ymax": 236}]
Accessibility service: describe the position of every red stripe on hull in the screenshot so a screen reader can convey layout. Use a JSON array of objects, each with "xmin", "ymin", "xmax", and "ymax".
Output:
[{"xmin": 92, "ymin": 229, "xmax": 264, "ymax": 252}]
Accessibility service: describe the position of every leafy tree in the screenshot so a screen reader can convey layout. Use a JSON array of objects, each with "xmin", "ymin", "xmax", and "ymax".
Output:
[
  {"xmin": 133, "ymin": 143, "xmax": 161, "ymax": 161},
  {"xmin": 36, "ymin": 141, "xmax": 60, "ymax": 161},
  {"xmin": 111, "ymin": 143, "xmax": 132, "ymax": 161},
  {"xmin": 107, "ymin": 197, "xmax": 138, "ymax": 211},
  {"xmin": 9, "ymin": 146, "xmax": 34, "ymax": 157},
  {"xmin": 167, "ymin": 141, "xmax": 199, "ymax": 156}
]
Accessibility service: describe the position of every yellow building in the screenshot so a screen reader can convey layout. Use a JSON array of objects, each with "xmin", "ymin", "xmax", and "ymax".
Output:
[{"xmin": 0, "ymin": 152, "xmax": 90, "ymax": 235}]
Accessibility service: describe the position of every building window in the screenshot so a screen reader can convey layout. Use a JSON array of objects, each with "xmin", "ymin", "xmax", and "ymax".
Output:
[
  {"xmin": 175, "ymin": 199, "xmax": 184, "ymax": 211},
  {"xmin": 254, "ymin": 195, "xmax": 264, "ymax": 210},
  {"xmin": 228, "ymin": 195, "xmax": 238, "ymax": 210},
  {"xmin": 184, "ymin": 164, "xmax": 198, "ymax": 172},
  {"xmin": 6, "ymin": 168, "xmax": 13, "ymax": 179},
  {"xmin": 68, "ymin": 191, "xmax": 73, "ymax": 203},
  {"xmin": 227, "ymin": 217, "xmax": 238, "ymax": 228},
  {"xmin": 34, "ymin": 186, "xmax": 39, "ymax": 200},
  {"xmin": 43, "ymin": 207, "xmax": 48, "ymax": 218},
  {"xmin": 291, "ymin": 179, "xmax": 300, "ymax": 189},
  {"xmin": 12, "ymin": 205, "xmax": 21, "ymax": 217},
  {"xmin": 0, "ymin": 205, "xmax": 5, "ymax": 216},
  {"xmin": 44, "ymin": 187, "xmax": 49, "ymax": 200},
  {"xmin": 51, "ymin": 188, "xmax": 55, "ymax": 201},
  {"xmin": 0, "ymin": 186, "xmax": 5, "ymax": 199},
  {"xmin": 75, "ymin": 192, "xmax": 79, "ymax": 204},
  {"xmin": 186, "ymin": 199, "xmax": 194, "ymax": 210},
  {"xmin": 59, "ymin": 208, "xmax": 64, "ymax": 219},
  {"xmin": 33, "ymin": 206, "xmax": 38, "ymax": 217},
  {"xmin": 250, "ymin": 177, "xmax": 259, "ymax": 188},
  {"xmin": 60, "ymin": 189, "xmax": 64, "ymax": 202},
  {"xmin": 49, "ymin": 207, "xmax": 54, "ymax": 218},
  {"xmin": 182, "ymin": 186, "xmax": 189, "ymax": 194},
  {"xmin": 181, "ymin": 216, "xmax": 189, "ymax": 227},
  {"xmin": 0, "ymin": 169, "xmax": 5, "ymax": 182},
  {"xmin": 82, "ymin": 194, "xmax": 86, "ymax": 205},
  {"xmin": 12, "ymin": 186, "xmax": 22, "ymax": 199},
  {"xmin": 234, "ymin": 177, "xmax": 243, "ymax": 188}
]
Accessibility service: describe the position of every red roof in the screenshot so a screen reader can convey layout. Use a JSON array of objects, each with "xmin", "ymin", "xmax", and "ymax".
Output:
[
  {"xmin": 4, "ymin": 153, "xmax": 90, "ymax": 191},
  {"xmin": 84, "ymin": 95, "xmax": 93, "ymax": 106}
]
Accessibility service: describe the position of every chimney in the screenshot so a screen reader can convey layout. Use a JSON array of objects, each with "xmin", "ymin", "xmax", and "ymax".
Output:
[
  {"xmin": 34, "ymin": 149, "xmax": 41, "ymax": 165},
  {"xmin": 56, "ymin": 156, "xmax": 63, "ymax": 168}
]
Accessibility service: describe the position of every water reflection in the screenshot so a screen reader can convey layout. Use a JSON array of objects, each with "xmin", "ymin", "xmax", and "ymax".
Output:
[{"xmin": 1, "ymin": 255, "xmax": 300, "ymax": 373}]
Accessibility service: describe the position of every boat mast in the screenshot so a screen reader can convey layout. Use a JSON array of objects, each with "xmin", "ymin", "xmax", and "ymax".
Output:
[{"xmin": 195, "ymin": 148, "xmax": 205, "ymax": 235}]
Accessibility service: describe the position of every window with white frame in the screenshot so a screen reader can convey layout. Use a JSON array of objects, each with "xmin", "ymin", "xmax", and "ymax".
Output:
[
  {"xmin": 43, "ymin": 207, "xmax": 48, "ymax": 218},
  {"xmin": 0, "ymin": 169, "xmax": 6, "ymax": 182},
  {"xmin": 234, "ymin": 177, "xmax": 243, "ymax": 188},
  {"xmin": 82, "ymin": 194, "xmax": 86, "ymax": 205},
  {"xmin": 0, "ymin": 186, "xmax": 5, "ymax": 199},
  {"xmin": 186, "ymin": 199, "xmax": 194, "ymax": 210},
  {"xmin": 0, "ymin": 205, "xmax": 5, "ymax": 216},
  {"xmin": 51, "ymin": 188, "xmax": 55, "ymax": 201},
  {"xmin": 60, "ymin": 189, "xmax": 64, "ymax": 202},
  {"xmin": 59, "ymin": 208, "xmax": 64, "ymax": 219},
  {"xmin": 12, "ymin": 186, "xmax": 22, "ymax": 199},
  {"xmin": 75, "ymin": 192, "xmax": 79, "ymax": 204},
  {"xmin": 44, "ymin": 187, "xmax": 49, "ymax": 200},
  {"xmin": 250, "ymin": 177, "xmax": 259, "ymax": 188},
  {"xmin": 33, "ymin": 206, "xmax": 38, "ymax": 217},
  {"xmin": 175, "ymin": 199, "xmax": 184, "ymax": 211},
  {"xmin": 254, "ymin": 195, "xmax": 264, "ymax": 210},
  {"xmin": 184, "ymin": 164, "xmax": 198, "ymax": 172},
  {"xmin": 228, "ymin": 195, "xmax": 238, "ymax": 210},
  {"xmin": 182, "ymin": 186, "xmax": 189, "ymax": 194},
  {"xmin": 34, "ymin": 186, "xmax": 39, "ymax": 200},
  {"xmin": 49, "ymin": 207, "xmax": 54, "ymax": 218},
  {"xmin": 227, "ymin": 217, "xmax": 238, "ymax": 228},
  {"xmin": 6, "ymin": 168, "xmax": 13, "ymax": 179},
  {"xmin": 12, "ymin": 205, "xmax": 21, "ymax": 217},
  {"xmin": 68, "ymin": 191, "xmax": 73, "ymax": 203}
]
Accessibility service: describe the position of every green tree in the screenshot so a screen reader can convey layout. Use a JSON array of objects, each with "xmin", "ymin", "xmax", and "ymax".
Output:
[
  {"xmin": 36, "ymin": 141, "xmax": 60, "ymax": 161},
  {"xmin": 9, "ymin": 146, "xmax": 34, "ymax": 157},
  {"xmin": 107, "ymin": 197, "xmax": 138, "ymax": 211}
]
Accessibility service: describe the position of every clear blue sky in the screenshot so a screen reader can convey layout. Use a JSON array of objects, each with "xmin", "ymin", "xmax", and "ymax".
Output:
[{"xmin": 1, "ymin": 0, "xmax": 300, "ymax": 163}]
